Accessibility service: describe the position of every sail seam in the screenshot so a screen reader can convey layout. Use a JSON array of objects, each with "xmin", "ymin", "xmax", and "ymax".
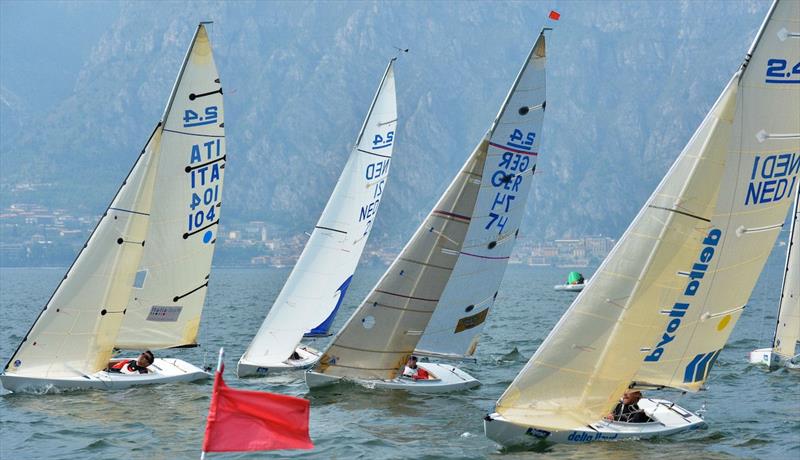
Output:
[
  {"xmin": 357, "ymin": 148, "xmax": 391, "ymax": 159},
  {"xmin": 163, "ymin": 128, "xmax": 224, "ymax": 138},
  {"xmin": 374, "ymin": 290, "xmax": 439, "ymax": 302},
  {"xmin": 109, "ymin": 207, "xmax": 150, "ymax": 216}
]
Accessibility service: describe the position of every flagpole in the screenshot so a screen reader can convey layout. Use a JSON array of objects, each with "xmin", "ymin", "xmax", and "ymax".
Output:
[
  {"xmin": 201, "ymin": 348, "xmax": 225, "ymax": 460},
  {"xmin": 216, "ymin": 347, "xmax": 224, "ymax": 372}
]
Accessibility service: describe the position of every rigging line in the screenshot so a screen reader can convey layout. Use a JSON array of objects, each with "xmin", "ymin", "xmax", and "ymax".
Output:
[
  {"xmin": 163, "ymin": 128, "xmax": 225, "ymax": 138},
  {"xmin": 185, "ymin": 155, "xmax": 226, "ymax": 172},
  {"xmin": 173, "ymin": 281, "xmax": 209, "ymax": 302},
  {"xmin": 646, "ymin": 205, "xmax": 711, "ymax": 223}
]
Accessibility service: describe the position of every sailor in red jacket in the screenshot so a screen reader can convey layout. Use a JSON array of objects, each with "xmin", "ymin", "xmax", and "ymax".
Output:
[{"xmin": 107, "ymin": 350, "xmax": 155, "ymax": 374}]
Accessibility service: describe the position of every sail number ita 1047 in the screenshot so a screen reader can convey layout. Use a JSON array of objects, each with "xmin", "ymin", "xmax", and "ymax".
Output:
[{"xmin": 187, "ymin": 138, "xmax": 222, "ymax": 242}]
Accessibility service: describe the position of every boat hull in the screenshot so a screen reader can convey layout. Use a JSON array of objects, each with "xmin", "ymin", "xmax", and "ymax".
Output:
[
  {"xmin": 237, "ymin": 345, "xmax": 321, "ymax": 377},
  {"xmin": 748, "ymin": 348, "xmax": 800, "ymax": 370},
  {"xmin": 0, "ymin": 358, "xmax": 209, "ymax": 393},
  {"xmin": 484, "ymin": 398, "xmax": 706, "ymax": 446},
  {"xmin": 306, "ymin": 362, "xmax": 480, "ymax": 393},
  {"xmin": 553, "ymin": 284, "xmax": 584, "ymax": 292}
]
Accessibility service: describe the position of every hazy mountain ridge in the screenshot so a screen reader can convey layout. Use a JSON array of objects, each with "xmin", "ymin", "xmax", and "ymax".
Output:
[{"xmin": 0, "ymin": 0, "xmax": 770, "ymax": 245}]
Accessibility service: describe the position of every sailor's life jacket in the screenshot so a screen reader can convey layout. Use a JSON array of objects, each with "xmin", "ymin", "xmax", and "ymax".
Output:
[{"xmin": 107, "ymin": 360, "xmax": 149, "ymax": 375}]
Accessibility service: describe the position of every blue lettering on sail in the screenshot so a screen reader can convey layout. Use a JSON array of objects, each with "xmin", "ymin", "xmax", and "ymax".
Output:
[
  {"xmin": 745, "ymin": 153, "xmax": 799, "ymax": 206},
  {"xmin": 484, "ymin": 134, "xmax": 535, "ymax": 232},
  {"xmin": 644, "ymin": 228, "xmax": 721, "ymax": 362},
  {"xmin": 186, "ymin": 139, "xmax": 223, "ymax": 239}
]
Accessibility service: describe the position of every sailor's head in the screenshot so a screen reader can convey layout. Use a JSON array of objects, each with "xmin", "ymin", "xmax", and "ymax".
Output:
[
  {"xmin": 137, "ymin": 350, "xmax": 155, "ymax": 368},
  {"xmin": 622, "ymin": 390, "xmax": 642, "ymax": 404},
  {"xmin": 407, "ymin": 356, "xmax": 418, "ymax": 368}
]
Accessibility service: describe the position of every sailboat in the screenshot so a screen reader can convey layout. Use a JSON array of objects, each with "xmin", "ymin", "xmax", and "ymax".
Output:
[
  {"xmin": 1, "ymin": 23, "xmax": 226, "ymax": 392},
  {"xmin": 484, "ymin": 0, "xmax": 799, "ymax": 445},
  {"xmin": 237, "ymin": 60, "xmax": 397, "ymax": 377},
  {"xmin": 305, "ymin": 29, "xmax": 547, "ymax": 393},
  {"xmin": 749, "ymin": 187, "xmax": 799, "ymax": 370}
]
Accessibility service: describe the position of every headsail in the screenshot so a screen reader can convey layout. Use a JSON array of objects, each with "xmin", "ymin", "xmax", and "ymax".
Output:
[
  {"xmin": 3, "ymin": 126, "xmax": 162, "ymax": 379},
  {"xmin": 239, "ymin": 60, "xmax": 397, "ymax": 369},
  {"xmin": 115, "ymin": 24, "xmax": 225, "ymax": 349},
  {"xmin": 495, "ymin": 0, "xmax": 799, "ymax": 431},
  {"xmin": 312, "ymin": 32, "xmax": 546, "ymax": 380},
  {"xmin": 415, "ymin": 34, "xmax": 546, "ymax": 359},
  {"xmin": 773, "ymin": 190, "xmax": 799, "ymax": 359}
]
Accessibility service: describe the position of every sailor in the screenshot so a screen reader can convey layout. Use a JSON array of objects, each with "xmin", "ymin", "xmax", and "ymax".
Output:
[
  {"xmin": 402, "ymin": 356, "xmax": 431, "ymax": 380},
  {"xmin": 402, "ymin": 356, "xmax": 419, "ymax": 378},
  {"xmin": 606, "ymin": 390, "xmax": 652, "ymax": 423},
  {"xmin": 107, "ymin": 350, "xmax": 154, "ymax": 375},
  {"xmin": 289, "ymin": 350, "xmax": 302, "ymax": 360}
]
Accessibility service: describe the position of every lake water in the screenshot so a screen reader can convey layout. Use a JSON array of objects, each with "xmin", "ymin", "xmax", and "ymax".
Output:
[{"xmin": 1, "ymin": 250, "xmax": 798, "ymax": 459}]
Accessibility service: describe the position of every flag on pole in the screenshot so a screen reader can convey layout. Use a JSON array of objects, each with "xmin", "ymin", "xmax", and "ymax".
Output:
[
  {"xmin": 549, "ymin": 10, "xmax": 561, "ymax": 21},
  {"xmin": 202, "ymin": 349, "xmax": 313, "ymax": 454}
]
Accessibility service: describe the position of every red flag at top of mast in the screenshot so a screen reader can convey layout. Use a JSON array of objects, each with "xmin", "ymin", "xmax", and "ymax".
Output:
[{"xmin": 549, "ymin": 10, "xmax": 561, "ymax": 21}]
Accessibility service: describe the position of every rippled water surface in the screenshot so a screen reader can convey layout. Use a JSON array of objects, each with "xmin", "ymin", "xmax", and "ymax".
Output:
[{"xmin": 1, "ymin": 251, "xmax": 798, "ymax": 459}]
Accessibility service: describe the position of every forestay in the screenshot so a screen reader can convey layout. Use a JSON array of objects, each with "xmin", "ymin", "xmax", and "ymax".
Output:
[
  {"xmin": 415, "ymin": 35, "xmax": 545, "ymax": 359},
  {"xmin": 116, "ymin": 24, "xmax": 226, "ymax": 349},
  {"xmin": 313, "ymin": 32, "xmax": 546, "ymax": 380},
  {"xmin": 773, "ymin": 190, "xmax": 799, "ymax": 359},
  {"xmin": 239, "ymin": 60, "xmax": 397, "ymax": 368},
  {"xmin": 495, "ymin": 0, "xmax": 799, "ymax": 431}
]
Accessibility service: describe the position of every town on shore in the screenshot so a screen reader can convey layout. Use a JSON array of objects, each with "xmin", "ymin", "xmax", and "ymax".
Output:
[{"xmin": 0, "ymin": 203, "xmax": 614, "ymax": 268}]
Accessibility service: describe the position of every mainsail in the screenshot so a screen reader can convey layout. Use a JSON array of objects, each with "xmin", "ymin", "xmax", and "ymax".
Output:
[
  {"xmin": 2, "ymin": 23, "xmax": 220, "ymax": 379},
  {"xmin": 115, "ymin": 24, "xmax": 225, "ymax": 349},
  {"xmin": 495, "ymin": 0, "xmax": 799, "ymax": 431},
  {"xmin": 415, "ymin": 34, "xmax": 546, "ymax": 360},
  {"xmin": 239, "ymin": 60, "xmax": 397, "ymax": 369},
  {"xmin": 312, "ymin": 32, "xmax": 546, "ymax": 380},
  {"xmin": 772, "ymin": 190, "xmax": 799, "ymax": 360}
]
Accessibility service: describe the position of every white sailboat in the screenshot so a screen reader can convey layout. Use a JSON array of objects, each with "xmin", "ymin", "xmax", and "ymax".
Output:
[
  {"xmin": 1, "ymin": 23, "xmax": 226, "ymax": 392},
  {"xmin": 750, "ymin": 187, "xmax": 800, "ymax": 369},
  {"xmin": 237, "ymin": 60, "xmax": 397, "ymax": 377},
  {"xmin": 485, "ymin": 0, "xmax": 799, "ymax": 445},
  {"xmin": 305, "ymin": 29, "xmax": 547, "ymax": 393}
]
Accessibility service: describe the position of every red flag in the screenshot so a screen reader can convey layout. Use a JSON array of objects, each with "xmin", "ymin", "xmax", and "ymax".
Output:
[
  {"xmin": 549, "ymin": 10, "xmax": 561, "ymax": 21},
  {"xmin": 202, "ymin": 367, "xmax": 313, "ymax": 452}
]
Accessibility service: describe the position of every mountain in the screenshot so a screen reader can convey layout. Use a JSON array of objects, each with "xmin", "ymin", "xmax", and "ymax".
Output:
[{"xmin": 0, "ymin": 0, "xmax": 771, "ymax": 244}]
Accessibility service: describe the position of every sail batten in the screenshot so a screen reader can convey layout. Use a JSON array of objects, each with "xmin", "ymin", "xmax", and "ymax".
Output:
[{"xmin": 239, "ymin": 60, "xmax": 397, "ymax": 370}]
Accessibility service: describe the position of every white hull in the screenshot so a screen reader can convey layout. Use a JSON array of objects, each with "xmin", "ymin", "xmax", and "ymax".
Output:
[
  {"xmin": 306, "ymin": 362, "xmax": 480, "ymax": 393},
  {"xmin": 554, "ymin": 284, "xmax": 584, "ymax": 292},
  {"xmin": 748, "ymin": 348, "xmax": 800, "ymax": 370},
  {"xmin": 0, "ymin": 358, "xmax": 209, "ymax": 393},
  {"xmin": 484, "ymin": 398, "xmax": 706, "ymax": 446},
  {"xmin": 237, "ymin": 346, "xmax": 320, "ymax": 377}
]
